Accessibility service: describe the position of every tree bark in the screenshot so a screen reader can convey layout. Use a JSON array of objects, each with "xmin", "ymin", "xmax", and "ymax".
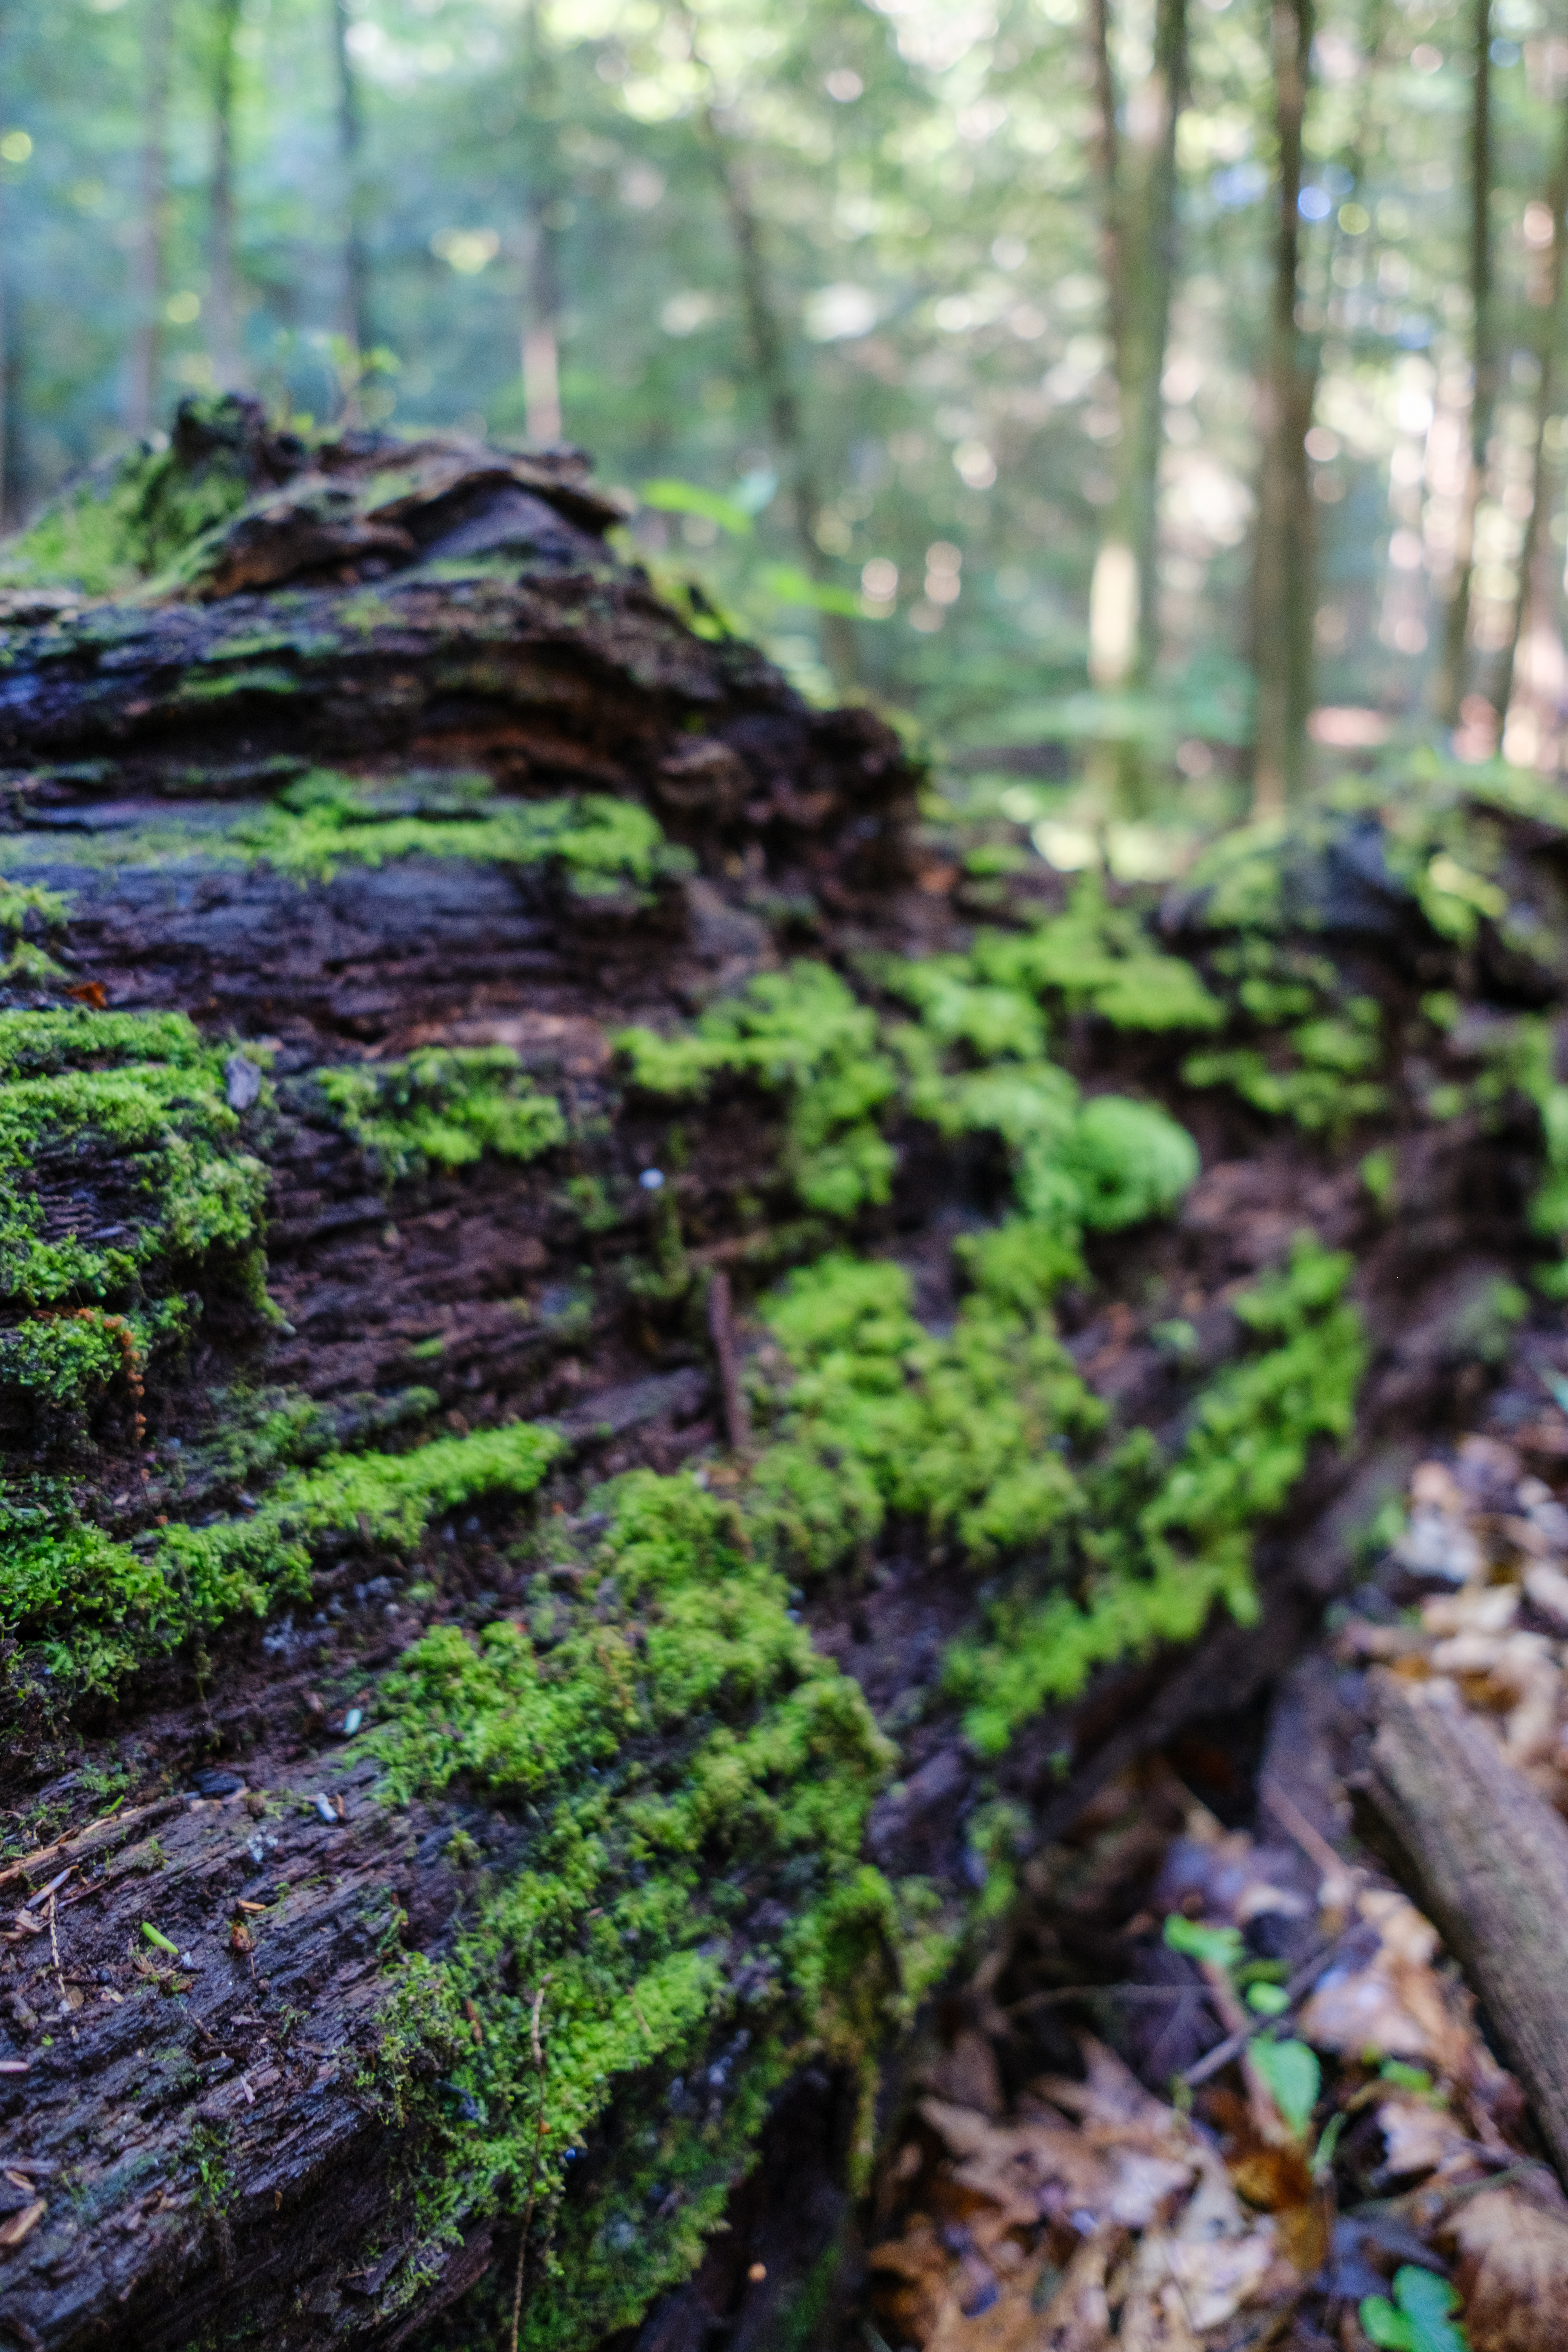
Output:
[
  {"xmin": 1363, "ymin": 1676, "xmax": 1568, "ymax": 2184},
  {"xmin": 208, "ymin": 0, "xmax": 244, "ymax": 391},
  {"xmin": 128, "ymin": 0, "xmax": 173, "ymax": 440},
  {"xmin": 1491, "ymin": 89, "xmax": 1568, "ymax": 733},
  {"xmin": 1432, "ymin": 0, "xmax": 1494, "ymax": 731},
  {"xmin": 329, "ymin": 0, "xmax": 371, "ymax": 392},
  {"xmin": 1252, "ymin": 0, "xmax": 1316, "ymax": 816},
  {"xmin": 1087, "ymin": 0, "xmax": 1187, "ymax": 705}
]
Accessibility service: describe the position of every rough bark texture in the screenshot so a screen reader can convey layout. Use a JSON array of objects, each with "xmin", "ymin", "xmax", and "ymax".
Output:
[
  {"xmin": 1363, "ymin": 1675, "xmax": 1568, "ymax": 2183},
  {"xmin": 1, "ymin": 399, "xmax": 1568, "ymax": 2352}
]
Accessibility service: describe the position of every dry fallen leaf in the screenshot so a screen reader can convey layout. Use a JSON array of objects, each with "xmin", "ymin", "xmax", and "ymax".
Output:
[
  {"xmin": 1445, "ymin": 2185, "xmax": 1568, "ymax": 2352},
  {"xmin": 0, "ymin": 2199, "xmax": 46, "ymax": 2250}
]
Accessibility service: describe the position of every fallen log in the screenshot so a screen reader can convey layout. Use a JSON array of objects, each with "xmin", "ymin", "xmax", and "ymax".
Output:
[
  {"xmin": 1364, "ymin": 1675, "xmax": 1568, "ymax": 2183},
  {"xmin": 0, "ymin": 395, "xmax": 1566, "ymax": 2350}
]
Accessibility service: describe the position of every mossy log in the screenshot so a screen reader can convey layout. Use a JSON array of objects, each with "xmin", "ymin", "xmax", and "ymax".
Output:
[{"xmin": 0, "ymin": 398, "xmax": 1567, "ymax": 2352}]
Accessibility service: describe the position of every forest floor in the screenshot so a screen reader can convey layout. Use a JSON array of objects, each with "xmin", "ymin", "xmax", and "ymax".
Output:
[{"xmin": 795, "ymin": 1389, "xmax": 1568, "ymax": 2352}]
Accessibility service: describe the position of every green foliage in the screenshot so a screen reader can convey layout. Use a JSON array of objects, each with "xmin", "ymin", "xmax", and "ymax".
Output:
[
  {"xmin": 969, "ymin": 877, "xmax": 1226, "ymax": 1033},
  {"xmin": 317, "ymin": 1046, "xmax": 566, "ymax": 1184},
  {"xmin": 1250, "ymin": 2037, "xmax": 1320, "ymax": 2137},
  {"xmin": 1163, "ymin": 1915, "xmax": 1244, "ymax": 1971},
  {"xmin": 365, "ymin": 1469, "xmax": 898, "ymax": 2350},
  {"xmin": 1360, "ymin": 2267, "xmax": 1470, "ymax": 2352}
]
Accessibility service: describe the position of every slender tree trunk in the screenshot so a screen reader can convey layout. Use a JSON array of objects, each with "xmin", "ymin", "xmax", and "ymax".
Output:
[
  {"xmin": 128, "ymin": 0, "xmax": 173, "ymax": 439},
  {"xmin": 0, "ymin": 2, "xmax": 10, "ymax": 530},
  {"xmin": 1492, "ymin": 94, "xmax": 1568, "ymax": 728},
  {"xmin": 1432, "ymin": 0, "xmax": 1494, "ymax": 728},
  {"xmin": 329, "ymin": 0, "xmax": 370, "ymax": 395},
  {"xmin": 209, "ymin": 0, "xmax": 243, "ymax": 389},
  {"xmin": 1088, "ymin": 0, "xmax": 1187, "ymax": 698},
  {"xmin": 519, "ymin": 3, "xmax": 563, "ymax": 445},
  {"xmin": 1252, "ymin": 0, "xmax": 1316, "ymax": 816},
  {"xmin": 677, "ymin": 9, "xmax": 857, "ymax": 690}
]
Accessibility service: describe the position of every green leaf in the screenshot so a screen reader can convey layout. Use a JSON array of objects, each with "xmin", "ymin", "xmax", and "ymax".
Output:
[
  {"xmin": 1245, "ymin": 1980, "xmax": 1291, "ymax": 2015},
  {"xmin": 1162, "ymin": 1914, "xmax": 1244, "ymax": 1971},
  {"xmin": 1359, "ymin": 2267, "xmax": 1469, "ymax": 2352},
  {"xmin": 1251, "ymin": 2036, "xmax": 1320, "ymax": 2136},
  {"xmin": 141, "ymin": 1922, "xmax": 179, "ymax": 1953},
  {"xmin": 638, "ymin": 478, "xmax": 754, "ymax": 537},
  {"xmin": 1379, "ymin": 2059, "xmax": 1435, "ymax": 2092},
  {"xmin": 757, "ymin": 562, "xmax": 865, "ymax": 617}
]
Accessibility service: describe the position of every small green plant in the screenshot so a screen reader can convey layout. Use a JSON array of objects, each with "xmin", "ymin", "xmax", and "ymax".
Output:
[{"xmin": 1360, "ymin": 2265, "xmax": 1469, "ymax": 2351}]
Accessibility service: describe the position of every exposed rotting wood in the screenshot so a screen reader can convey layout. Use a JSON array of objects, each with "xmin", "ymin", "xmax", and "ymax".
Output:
[{"xmin": 1363, "ymin": 1673, "xmax": 1568, "ymax": 2182}]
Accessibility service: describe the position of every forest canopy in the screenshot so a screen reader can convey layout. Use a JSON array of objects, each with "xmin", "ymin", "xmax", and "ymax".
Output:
[{"xmin": 0, "ymin": 0, "xmax": 1563, "ymax": 799}]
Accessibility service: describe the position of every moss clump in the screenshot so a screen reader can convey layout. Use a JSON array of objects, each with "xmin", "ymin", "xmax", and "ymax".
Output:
[
  {"xmin": 1181, "ymin": 934, "xmax": 1387, "ymax": 1133},
  {"xmin": 240, "ymin": 770, "xmax": 694, "ymax": 898},
  {"xmin": 946, "ymin": 1234, "xmax": 1366, "ymax": 1755},
  {"xmin": 0, "ymin": 396, "xmax": 257, "ymax": 599},
  {"xmin": 0, "ymin": 1008, "xmax": 269, "ymax": 1423},
  {"xmin": 620, "ymin": 963, "xmax": 900, "ymax": 1219},
  {"xmin": 365, "ymin": 1469, "xmax": 898, "ymax": 2351},
  {"xmin": 966, "ymin": 874, "xmax": 1226, "ymax": 1033},
  {"xmin": 3, "ymin": 1417, "xmax": 565, "ymax": 1696},
  {"xmin": 317, "ymin": 1047, "xmax": 566, "ymax": 1186},
  {"xmin": 0, "ymin": 881, "xmax": 70, "ymax": 990}
]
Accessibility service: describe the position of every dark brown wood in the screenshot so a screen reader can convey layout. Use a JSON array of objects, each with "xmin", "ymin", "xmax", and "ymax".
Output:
[{"xmin": 1365, "ymin": 1675, "xmax": 1568, "ymax": 2181}]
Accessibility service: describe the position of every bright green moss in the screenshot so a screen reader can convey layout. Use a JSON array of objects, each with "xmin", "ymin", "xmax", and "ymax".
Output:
[
  {"xmin": 947, "ymin": 1236, "xmax": 1366, "ymax": 1755},
  {"xmin": 239, "ymin": 770, "xmax": 691, "ymax": 896},
  {"xmin": 1183, "ymin": 943, "xmax": 1388, "ymax": 1134},
  {"xmin": 317, "ymin": 1047, "xmax": 565, "ymax": 1185},
  {"xmin": 0, "ymin": 403, "xmax": 253, "ymax": 598},
  {"xmin": 364, "ymin": 1470, "xmax": 899, "ymax": 2350},
  {"xmin": 970, "ymin": 876, "xmax": 1225, "ymax": 1032},
  {"xmin": 0, "ymin": 881, "xmax": 69, "ymax": 987},
  {"xmin": 3, "ymin": 1417, "xmax": 566, "ymax": 1695},
  {"xmin": 620, "ymin": 963, "xmax": 900, "ymax": 1219},
  {"xmin": 0, "ymin": 1010, "xmax": 269, "ymax": 1423}
]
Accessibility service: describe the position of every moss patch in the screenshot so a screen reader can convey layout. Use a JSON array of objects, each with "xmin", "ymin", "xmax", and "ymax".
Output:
[{"xmin": 317, "ymin": 1047, "xmax": 566, "ymax": 1186}]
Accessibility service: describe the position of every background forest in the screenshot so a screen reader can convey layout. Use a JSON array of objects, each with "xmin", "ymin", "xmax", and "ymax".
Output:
[{"xmin": 0, "ymin": 0, "xmax": 1562, "ymax": 830}]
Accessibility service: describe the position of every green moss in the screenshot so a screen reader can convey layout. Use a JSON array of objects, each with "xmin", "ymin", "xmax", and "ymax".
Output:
[
  {"xmin": 0, "ymin": 398, "xmax": 255, "ymax": 598},
  {"xmin": 240, "ymin": 771, "xmax": 692, "ymax": 896},
  {"xmin": 317, "ymin": 1047, "xmax": 565, "ymax": 1185},
  {"xmin": 3, "ymin": 1417, "xmax": 566, "ymax": 1697},
  {"xmin": 967, "ymin": 875, "xmax": 1226, "ymax": 1032},
  {"xmin": 0, "ymin": 881, "xmax": 69, "ymax": 988},
  {"xmin": 364, "ymin": 1470, "xmax": 898, "ymax": 2350},
  {"xmin": 620, "ymin": 963, "xmax": 900, "ymax": 1219},
  {"xmin": 946, "ymin": 1235, "xmax": 1366, "ymax": 1755},
  {"xmin": 1183, "ymin": 942, "xmax": 1388, "ymax": 1134}
]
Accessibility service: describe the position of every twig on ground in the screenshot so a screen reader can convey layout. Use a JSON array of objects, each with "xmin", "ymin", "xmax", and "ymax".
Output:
[{"xmin": 510, "ymin": 1978, "xmax": 552, "ymax": 2352}]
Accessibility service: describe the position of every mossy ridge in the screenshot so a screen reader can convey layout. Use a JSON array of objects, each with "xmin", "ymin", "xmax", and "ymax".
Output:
[
  {"xmin": 0, "ymin": 880, "xmax": 70, "ymax": 991},
  {"xmin": 945, "ymin": 1234, "xmax": 1366, "ymax": 1756},
  {"xmin": 361, "ymin": 1469, "xmax": 900, "ymax": 2352},
  {"xmin": 0, "ymin": 1008, "xmax": 269, "ymax": 1421},
  {"xmin": 2, "ymin": 1417, "xmax": 565, "ymax": 1699},
  {"xmin": 240, "ymin": 770, "xmax": 693, "ymax": 898},
  {"xmin": 316, "ymin": 1046, "xmax": 567, "ymax": 1187}
]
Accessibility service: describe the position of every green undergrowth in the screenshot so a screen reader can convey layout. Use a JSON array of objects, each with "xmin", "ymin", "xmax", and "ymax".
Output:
[
  {"xmin": 2, "ymin": 1417, "xmax": 565, "ymax": 1696},
  {"xmin": 1182, "ymin": 934, "xmax": 1387, "ymax": 1134},
  {"xmin": 239, "ymin": 769, "xmax": 694, "ymax": 898},
  {"xmin": 363, "ymin": 1470, "xmax": 903, "ymax": 2351},
  {"xmin": 0, "ymin": 1007, "xmax": 269, "ymax": 1419},
  {"xmin": 317, "ymin": 1046, "xmax": 566, "ymax": 1185}
]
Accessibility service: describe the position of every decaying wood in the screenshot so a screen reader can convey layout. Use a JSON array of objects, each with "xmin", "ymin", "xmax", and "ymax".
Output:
[{"xmin": 1364, "ymin": 1674, "xmax": 1568, "ymax": 2181}]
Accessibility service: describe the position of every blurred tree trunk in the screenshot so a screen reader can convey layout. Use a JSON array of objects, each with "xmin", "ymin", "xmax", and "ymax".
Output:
[
  {"xmin": 329, "ymin": 0, "xmax": 370, "ymax": 392},
  {"xmin": 208, "ymin": 0, "xmax": 244, "ymax": 390},
  {"xmin": 679, "ymin": 8, "xmax": 858, "ymax": 693},
  {"xmin": 1252, "ymin": 0, "xmax": 1316, "ymax": 816},
  {"xmin": 128, "ymin": 0, "xmax": 173, "ymax": 439},
  {"xmin": 1432, "ymin": 0, "xmax": 1494, "ymax": 730},
  {"xmin": 1087, "ymin": 0, "xmax": 1188, "ymax": 705},
  {"xmin": 520, "ymin": 2, "xmax": 564, "ymax": 445},
  {"xmin": 0, "ymin": 0, "xmax": 10, "ymax": 529},
  {"xmin": 1492, "ymin": 91, "xmax": 1568, "ymax": 732}
]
